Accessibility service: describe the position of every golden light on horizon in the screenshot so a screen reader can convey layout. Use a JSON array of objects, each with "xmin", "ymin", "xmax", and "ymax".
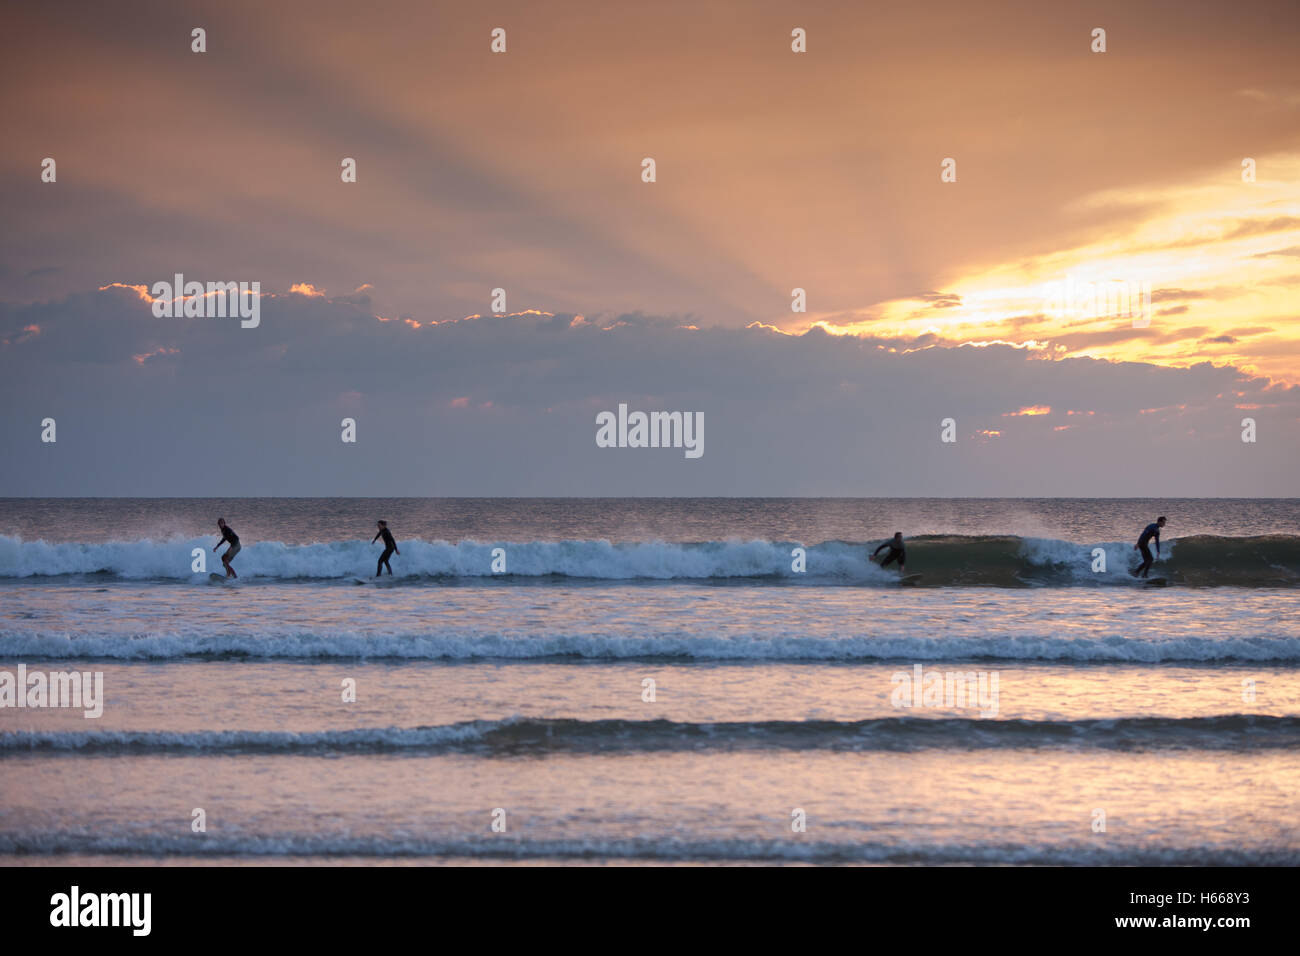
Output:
[{"xmin": 778, "ymin": 152, "xmax": 1300, "ymax": 384}]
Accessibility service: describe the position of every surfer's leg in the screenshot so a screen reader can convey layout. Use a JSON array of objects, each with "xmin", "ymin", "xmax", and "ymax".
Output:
[
  {"xmin": 1137, "ymin": 543, "xmax": 1152, "ymax": 577},
  {"xmin": 224, "ymin": 543, "xmax": 239, "ymax": 578}
]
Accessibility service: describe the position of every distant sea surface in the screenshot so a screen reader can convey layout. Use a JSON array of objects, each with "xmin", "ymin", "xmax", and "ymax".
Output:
[{"xmin": 2, "ymin": 498, "xmax": 1297, "ymax": 865}]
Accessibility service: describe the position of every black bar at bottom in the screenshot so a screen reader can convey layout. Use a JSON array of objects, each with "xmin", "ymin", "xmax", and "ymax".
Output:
[{"xmin": 0, "ymin": 864, "xmax": 1288, "ymax": 943}]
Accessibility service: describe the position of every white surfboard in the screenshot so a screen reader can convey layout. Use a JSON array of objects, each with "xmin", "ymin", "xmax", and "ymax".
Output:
[{"xmin": 898, "ymin": 573, "xmax": 924, "ymax": 585}]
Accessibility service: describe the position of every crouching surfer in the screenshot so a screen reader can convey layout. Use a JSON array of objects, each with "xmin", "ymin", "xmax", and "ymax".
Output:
[{"xmin": 873, "ymin": 532, "xmax": 906, "ymax": 573}]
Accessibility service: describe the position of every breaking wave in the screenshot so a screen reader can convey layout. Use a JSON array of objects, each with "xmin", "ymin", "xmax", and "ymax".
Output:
[
  {"xmin": 1, "ymin": 534, "xmax": 1297, "ymax": 587},
  {"xmin": 4, "ymin": 630, "xmax": 1299, "ymax": 661},
  {"xmin": 1, "ymin": 832, "xmax": 1292, "ymax": 865},
  {"xmin": 4, "ymin": 715, "xmax": 1296, "ymax": 756}
]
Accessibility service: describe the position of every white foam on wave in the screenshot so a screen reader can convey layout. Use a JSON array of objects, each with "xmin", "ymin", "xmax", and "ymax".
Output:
[
  {"xmin": 0, "ymin": 831, "xmax": 1290, "ymax": 865},
  {"xmin": 0, "ymin": 533, "xmax": 1171, "ymax": 581},
  {"xmin": 0, "ymin": 719, "xmax": 518, "ymax": 752},
  {"xmin": 1018, "ymin": 537, "xmax": 1170, "ymax": 579},
  {"xmin": 6, "ymin": 714, "xmax": 1292, "ymax": 754},
  {"xmin": 2, "ymin": 629, "xmax": 1296, "ymax": 661},
  {"xmin": 0, "ymin": 534, "xmax": 861, "ymax": 581}
]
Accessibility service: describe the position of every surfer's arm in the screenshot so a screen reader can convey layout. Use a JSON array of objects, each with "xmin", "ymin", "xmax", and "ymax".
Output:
[
  {"xmin": 371, "ymin": 532, "xmax": 381, "ymax": 544},
  {"xmin": 872, "ymin": 542, "xmax": 888, "ymax": 556}
]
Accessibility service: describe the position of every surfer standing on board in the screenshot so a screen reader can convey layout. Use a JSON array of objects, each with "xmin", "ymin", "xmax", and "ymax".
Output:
[
  {"xmin": 372, "ymin": 520, "xmax": 399, "ymax": 577},
  {"xmin": 873, "ymin": 532, "xmax": 906, "ymax": 573},
  {"xmin": 1133, "ymin": 516, "xmax": 1166, "ymax": 578},
  {"xmin": 214, "ymin": 518, "xmax": 240, "ymax": 579}
]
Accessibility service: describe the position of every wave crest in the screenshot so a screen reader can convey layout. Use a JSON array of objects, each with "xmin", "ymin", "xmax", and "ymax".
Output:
[
  {"xmin": 4, "ymin": 715, "xmax": 1296, "ymax": 755},
  {"xmin": 1, "ymin": 534, "xmax": 1297, "ymax": 587}
]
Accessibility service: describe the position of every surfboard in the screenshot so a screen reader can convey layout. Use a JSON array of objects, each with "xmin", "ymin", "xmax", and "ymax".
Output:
[
  {"xmin": 898, "ymin": 573, "xmax": 923, "ymax": 585},
  {"xmin": 352, "ymin": 577, "xmax": 369, "ymax": 585},
  {"xmin": 1141, "ymin": 577, "xmax": 1168, "ymax": 587},
  {"xmin": 208, "ymin": 573, "xmax": 233, "ymax": 583}
]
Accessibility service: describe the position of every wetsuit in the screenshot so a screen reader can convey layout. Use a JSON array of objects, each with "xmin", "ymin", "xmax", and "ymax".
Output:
[
  {"xmin": 1136, "ymin": 522, "xmax": 1160, "ymax": 577},
  {"xmin": 220, "ymin": 525, "xmax": 241, "ymax": 563},
  {"xmin": 373, "ymin": 527, "xmax": 397, "ymax": 576},
  {"xmin": 873, "ymin": 540, "xmax": 905, "ymax": 570}
]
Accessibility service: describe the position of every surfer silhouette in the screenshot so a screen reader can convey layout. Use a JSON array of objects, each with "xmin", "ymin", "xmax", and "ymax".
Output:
[
  {"xmin": 1133, "ymin": 516, "xmax": 1166, "ymax": 578},
  {"xmin": 372, "ymin": 520, "xmax": 399, "ymax": 576},
  {"xmin": 873, "ymin": 532, "xmax": 906, "ymax": 573},
  {"xmin": 214, "ymin": 518, "xmax": 240, "ymax": 578}
]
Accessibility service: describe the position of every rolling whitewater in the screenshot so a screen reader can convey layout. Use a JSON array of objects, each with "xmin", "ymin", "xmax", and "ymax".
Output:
[
  {"xmin": 3, "ymin": 532, "xmax": 1297, "ymax": 588},
  {"xmin": 2, "ymin": 498, "xmax": 1298, "ymax": 865}
]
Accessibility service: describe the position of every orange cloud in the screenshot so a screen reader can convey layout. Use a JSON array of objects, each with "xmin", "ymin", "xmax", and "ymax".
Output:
[
  {"xmin": 1, "ymin": 324, "xmax": 41, "ymax": 347},
  {"xmin": 99, "ymin": 282, "xmax": 154, "ymax": 303},
  {"xmin": 132, "ymin": 346, "xmax": 179, "ymax": 365}
]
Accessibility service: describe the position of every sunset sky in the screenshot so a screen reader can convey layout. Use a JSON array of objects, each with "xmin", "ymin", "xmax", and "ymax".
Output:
[{"xmin": 1, "ymin": 0, "xmax": 1297, "ymax": 496}]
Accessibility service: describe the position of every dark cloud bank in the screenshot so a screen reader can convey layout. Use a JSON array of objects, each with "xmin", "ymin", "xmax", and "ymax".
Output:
[{"xmin": 1, "ymin": 287, "xmax": 1295, "ymax": 496}]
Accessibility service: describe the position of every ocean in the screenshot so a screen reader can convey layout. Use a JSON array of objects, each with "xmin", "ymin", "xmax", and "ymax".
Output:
[{"xmin": 1, "ymin": 497, "xmax": 1297, "ymax": 866}]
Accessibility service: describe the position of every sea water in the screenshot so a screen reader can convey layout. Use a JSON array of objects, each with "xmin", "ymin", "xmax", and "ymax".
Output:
[{"xmin": 1, "ymin": 498, "xmax": 1297, "ymax": 865}]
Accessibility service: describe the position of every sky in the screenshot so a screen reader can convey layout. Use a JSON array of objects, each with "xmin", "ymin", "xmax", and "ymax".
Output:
[{"xmin": 1, "ymin": 0, "xmax": 1297, "ymax": 496}]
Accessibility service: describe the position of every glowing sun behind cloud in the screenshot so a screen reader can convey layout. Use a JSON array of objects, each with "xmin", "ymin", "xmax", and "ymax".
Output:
[{"xmin": 800, "ymin": 153, "xmax": 1300, "ymax": 383}]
